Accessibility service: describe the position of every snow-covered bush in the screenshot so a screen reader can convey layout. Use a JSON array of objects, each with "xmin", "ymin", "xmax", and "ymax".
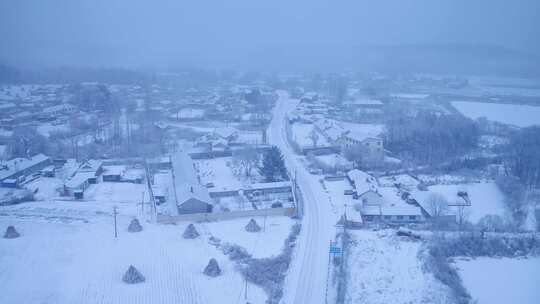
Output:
[
  {"xmin": 203, "ymin": 258, "xmax": 221, "ymax": 277},
  {"xmin": 476, "ymin": 214, "xmax": 507, "ymax": 232},
  {"xmin": 122, "ymin": 265, "xmax": 145, "ymax": 284},
  {"xmin": 245, "ymin": 218, "xmax": 261, "ymax": 232},
  {"xmin": 221, "ymin": 243, "xmax": 251, "ymax": 261},
  {"xmin": 239, "ymin": 223, "xmax": 301, "ymax": 304},
  {"xmin": 3, "ymin": 226, "xmax": 20, "ymax": 239},
  {"xmin": 432, "ymin": 233, "xmax": 540, "ymax": 258},
  {"xmin": 496, "ymin": 175, "xmax": 528, "ymax": 229},
  {"xmin": 182, "ymin": 223, "xmax": 200, "ymax": 239},
  {"xmin": 128, "ymin": 218, "xmax": 143, "ymax": 233},
  {"xmin": 423, "ymin": 245, "xmax": 471, "ymax": 304}
]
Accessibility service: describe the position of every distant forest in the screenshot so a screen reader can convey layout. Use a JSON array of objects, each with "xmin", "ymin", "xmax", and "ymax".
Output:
[{"xmin": 0, "ymin": 65, "xmax": 147, "ymax": 84}]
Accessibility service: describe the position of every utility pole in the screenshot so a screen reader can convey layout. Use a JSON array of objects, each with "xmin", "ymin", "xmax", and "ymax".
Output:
[
  {"xmin": 263, "ymin": 208, "xmax": 267, "ymax": 232},
  {"xmin": 141, "ymin": 191, "xmax": 145, "ymax": 213},
  {"xmin": 244, "ymin": 278, "xmax": 248, "ymax": 300},
  {"xmin": 113, "ymin": 206, "xmax": 118, "ymax": 238}
]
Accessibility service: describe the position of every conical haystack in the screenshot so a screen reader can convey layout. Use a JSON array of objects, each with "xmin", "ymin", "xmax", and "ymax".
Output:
[
  {"xmin": 183, "ymin": 223, "xmax": 200, "ymax": 239},
  {"xmin": 128, "ymin": 218, "xmax": 143, "ymax": 233},
  {"xmin": 122, "ymin": 265, "xmax": 145, "ymax": 284},
  {"xmin": 203, "ymin": 258, "xmax": 221, "ymax": 277},
  {"xmin": 3, "ymin": 226, "xmax": 20, "ymax": 239},
  {"xmin": 245, "ymin": 218, "xmax": 261, "ymax": 232}
]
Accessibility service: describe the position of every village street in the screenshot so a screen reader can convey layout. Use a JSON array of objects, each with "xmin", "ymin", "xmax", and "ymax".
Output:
[{"xmin": 267, "ymin": 91, "xmax": 338, "ymax": 304}]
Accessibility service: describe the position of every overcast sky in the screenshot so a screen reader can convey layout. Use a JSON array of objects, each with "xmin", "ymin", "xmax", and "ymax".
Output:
[{"xmin": 1, "ymin": 0, "xmax": 539, "ymax": 70}]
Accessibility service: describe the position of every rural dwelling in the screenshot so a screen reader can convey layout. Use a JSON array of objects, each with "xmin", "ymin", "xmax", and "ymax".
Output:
[
  {"xmin": 0, "ymin": 154, "xmax": 52, "ymax": 187},
  {"xmin": 343, "ymin": 99, "xmax": 384, "ymax": 120},
  {"xmin": 40, "ymin": 166, "xmax": 56, "ymax": 177},
  {"xmin": 147, "ymin": 156, "xmax": 172, "ymax": 170},
  {"xmin": 122, "ymin": 169, "xmax": 145, "ymax": 183},
  {"xmin": 360, "ymin": 202, "xmax": 424, "ymax": 224},
  {"xmin": 42, "ymin": 104, "xmax": 77, "ymax": 117},
  {"xmin": 63, "ymin": 171, "xmax": 96, "ymax": 198},
  {"xmin": 102, "ymin": 165, "xmax": 126, "ymax": 182},
  {"xmin": 340, "ymin": 132, "xmax": 384, "ymax": 165},
  {"xmin": 171, "ymin": 151, "xmax": 213, "ymax": 214},
  {"xmin": 342, "ymin": 204, "xmax": 363, "ymax": 228},
  {"xmin": 244, "ymin": 181, "xmax": 294, "ymax": 203},
  {"xmin": 77, "ymin": 160, "xmax": 103, "ymax": 184},
  {"xmin": 176, "ymin": 184, "xmax": 213, "ymax": 214},
  {"xmin": 61, "ymin": 159, "xmax": 103, "ymax": 198},
  {"xmin": 172, "ymin": 107, "xmax": 206, "ymax": 121},
  {"xmin": 347, "ymin": 169, "xmax": 379, "ymax": 197}
]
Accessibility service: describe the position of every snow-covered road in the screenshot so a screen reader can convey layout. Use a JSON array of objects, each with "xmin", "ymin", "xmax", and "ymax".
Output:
[{"xmin": 268, "ymin": 91, "xmax": 336, "ymax": 304}]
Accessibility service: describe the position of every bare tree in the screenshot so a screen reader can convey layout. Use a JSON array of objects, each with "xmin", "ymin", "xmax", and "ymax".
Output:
[
  {"xmin": 426, "ymin": 193, "xmax": 449, "ymax": 229},
  {"xmin": 233, "ymin": 147, "xmax": 259, "ymax": 177},
  {"xmin": 309, "ymin": 129, "xmax": 320, "ymax": 147},
  {"xmin": 343, "ymin": 145, "xmax": 369, "ymax": 168}
]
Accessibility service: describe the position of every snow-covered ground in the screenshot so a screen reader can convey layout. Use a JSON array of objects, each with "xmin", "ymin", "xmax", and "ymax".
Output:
[
  {"xmin": 346, "ymin": 230, "xmax": 452, "ymax": 304},
  {"xmin": 456, "ymin": 257, "xmax": 540, "ymax": 304},
  {"xmin": 0, "ymin": 216, "xmax": 267, "ymax": 304},
  {"xmin": 195, "ymin": 157, "xmax": 246, "ymax": 191},
  {"xmin": 291, "ymin": 123, "xmax": 329, "ymax": 148},
  {"xmin": 323, "ymin": 179, "xmax": 356, "ymax": 223},
  {"xmin": 84, "ymin": 182, "xmax": 148, "ymax": 205},
  {"xmin": 451, "ymin": 101, "xmax": 540, "ymax": 127},
  {"xmin": 203, "ymin": 216, "xmax": 295, "ymax": 258},
  {"xmin": 314, "ymin": 154, "xmax": 353, "ymax": 171},
  {"xmin": 412, "ymin": 182, "xmax": 506, "ymax": 223}
]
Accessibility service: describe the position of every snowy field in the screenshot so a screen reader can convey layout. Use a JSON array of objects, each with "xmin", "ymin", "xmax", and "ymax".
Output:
[
  {"xmin": 84, "ymin": 182, "xmax": 148, "ymax": 205},
  {"xmin": 202, "ymin": 216, "xmax": 295, "ymax": 258},
  {"xmin": 412, "ymin": 182, "xmax": 506, "ymax": 223},
  {"xmin": 0, "ymin": 216, "xmax": 267, "ymax": 304},
  {"xmin": 346, "ymin": 230, "xmax": 452, "ymax": 304},
  {"xmin": 291, "ymin": 123, "xmax": 329, "ymax": 148},
  {"xmin": 0, "ymin": 196, "xmax": 295, "ymax": 304},
  {"xmin": 451, "ymin": 101, "xmax": 540, "ymax": 127},
  {"xmin": 456, "ymin": 257, "xmax": 540, "ymax": 304}
]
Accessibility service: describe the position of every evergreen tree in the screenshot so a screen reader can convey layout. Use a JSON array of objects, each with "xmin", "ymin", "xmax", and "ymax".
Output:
[{"xmin": 259, "ymin": 146, "xmax": 288, "ymax": 182}]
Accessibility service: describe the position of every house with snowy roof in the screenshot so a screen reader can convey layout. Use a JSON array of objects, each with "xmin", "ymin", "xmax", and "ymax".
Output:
[
  {"xmin": 0, "ymin": 154, "xmax": 51, "ymax": 187},
  {"xmin": 171, "ymin": 151, "xmax": 213, "ymax": 214},
  {"xmin": 343, "ymin": 98, "xmax": 384, "ymax": 118},
  {"xmin": 346, "ymin": 169, "xmax": 424, "ymax": 224},
  {"xmin": 62, "ymin": 159, "xmax": 103, "ymax": 198},
  {"xmin": 340, "ymin": 129, "xmax": 384, "ymax": 165}
]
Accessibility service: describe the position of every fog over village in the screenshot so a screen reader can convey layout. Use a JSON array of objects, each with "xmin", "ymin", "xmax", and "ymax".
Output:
[{"xmin": 0, "ymin": 1, "xmax": 539, "ymax": 304}]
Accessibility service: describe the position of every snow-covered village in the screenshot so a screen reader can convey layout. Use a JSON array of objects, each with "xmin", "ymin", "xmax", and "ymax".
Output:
[{"xmin": 1, "ymin": 2, "xmax": 540, "ymax": 304}]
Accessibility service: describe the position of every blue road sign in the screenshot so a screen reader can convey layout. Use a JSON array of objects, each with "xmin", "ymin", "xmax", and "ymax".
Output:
[{"xmin": 329, "ymin": 246, "xmax": 341, "ymax": 254}]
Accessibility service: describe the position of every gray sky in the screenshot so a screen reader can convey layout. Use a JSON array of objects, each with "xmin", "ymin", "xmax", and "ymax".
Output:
[{"xmin": 1, "ymin": 0, "xmax": 539, "ymax": 70}]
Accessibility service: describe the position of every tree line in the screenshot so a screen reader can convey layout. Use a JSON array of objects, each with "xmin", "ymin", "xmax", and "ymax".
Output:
[{"xmin": 385, "ymin": 110, "xmax": 479, "ymax": 165}]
